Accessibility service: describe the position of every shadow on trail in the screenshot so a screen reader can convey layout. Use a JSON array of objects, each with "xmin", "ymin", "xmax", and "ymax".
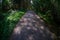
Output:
[{"xmin": 10, "ymin": 11, "xmax": 54, "ymax": 40}]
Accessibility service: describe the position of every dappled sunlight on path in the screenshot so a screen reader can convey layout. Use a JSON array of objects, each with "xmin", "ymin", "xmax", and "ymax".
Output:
[{"xmin": 10, "ymin": 11, "xmax": 54, "ymax": 40}]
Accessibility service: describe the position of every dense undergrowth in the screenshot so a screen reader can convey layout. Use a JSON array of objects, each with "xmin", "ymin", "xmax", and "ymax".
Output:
[{"xmin": 0, "ymin": 10, "xmax": 25, "ymax": 40}]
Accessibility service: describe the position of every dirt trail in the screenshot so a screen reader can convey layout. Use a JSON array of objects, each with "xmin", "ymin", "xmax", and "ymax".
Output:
[{"xmin": 10, "ymin": 11, "xmax": 54, "ymax": 40}]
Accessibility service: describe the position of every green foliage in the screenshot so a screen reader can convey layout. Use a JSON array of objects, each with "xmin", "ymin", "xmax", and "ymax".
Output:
[
  {"xmin": 38, "ymin": 10, "xmax": 54, "ymax": 24},
  {"xmin": 33, "ymin": 0, "xmax": 53, "ymax": 23},
  {"xmin": 2, "ymin": 0, "xmax": 12, "ymax": 12},
  {"xmin": 0, "ymin": 10, "xmax": 25, "ymax": 40}
]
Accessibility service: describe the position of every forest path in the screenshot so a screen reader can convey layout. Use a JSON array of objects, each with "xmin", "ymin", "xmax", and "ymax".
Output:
[{"xmin": 10, "ymin": 10, "xmax": 54, "ymax": 40}]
